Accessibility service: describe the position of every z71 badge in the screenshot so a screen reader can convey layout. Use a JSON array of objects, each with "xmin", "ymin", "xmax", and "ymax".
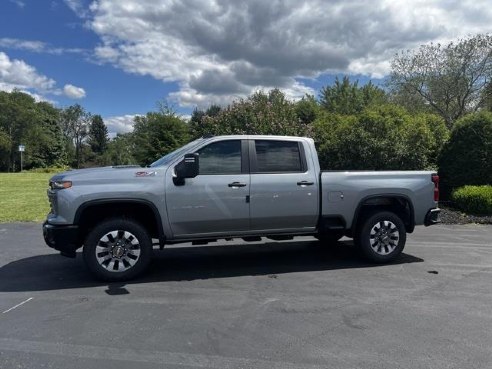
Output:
[{"xmin": 135, "ymin": 171, "xmax": 157, "ymax": 177}]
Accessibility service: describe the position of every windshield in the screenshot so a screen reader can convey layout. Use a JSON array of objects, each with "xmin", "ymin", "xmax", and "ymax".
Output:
[{"xmin": 149, "ymin": 138, "xmax": 205, "ymax": 167}]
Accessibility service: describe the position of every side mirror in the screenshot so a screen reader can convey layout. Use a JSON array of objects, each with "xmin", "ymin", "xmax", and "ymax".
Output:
[{"xmin": 175, "ymin": 153, "xmax": 199, "ymax": 180}]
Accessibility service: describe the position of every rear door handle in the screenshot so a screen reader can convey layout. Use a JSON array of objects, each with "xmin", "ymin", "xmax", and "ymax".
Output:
[
  {"xmin": 228, "ymin": 182, "xmax": 247, "ymax": 188},
  {"xmin": 297, "ymin": 181, "xmax": 314, "ymax": 186}
]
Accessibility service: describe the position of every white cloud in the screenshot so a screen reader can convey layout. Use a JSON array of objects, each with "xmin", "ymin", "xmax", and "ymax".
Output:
[
  {"xmin": 0, "ymin": 82, "xmax": 53, "ymax": 103},
  {"xmin": 63, "ymin": 84, "xmax": 86, "ymax": 99},
  {"xmin": 63, "ymin": 0, "xmax": 88, "ymax": 17},
  {"xmin": 0, "ymin": 38, "xmax": 46, "ymax": 53},
  {"xmin": 8, "ymin": 0, "xmax": 25, "ymax": 8},
  {"xmin": 0, "ymin": 52, "xmax": 56, "ymax": 91},
  {"xmin": 0, "ymin": 37, "xmax": 87, "ymax": 55},
  {"xmin": 0, "ymin": 51, "xmax": 85, "ymax": 101},
  {"xmin": 104, "ymin": 114, "xmax": 139, "ymax": 137},
  {"xmin": 84, "ymin": 0, "xmax": 492, "ymax": 106}
]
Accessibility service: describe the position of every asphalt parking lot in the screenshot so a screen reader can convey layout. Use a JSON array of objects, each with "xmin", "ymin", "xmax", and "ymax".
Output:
[{"xmin": 0, "ymin": 223, "xmax": 491, "ymax": 369}]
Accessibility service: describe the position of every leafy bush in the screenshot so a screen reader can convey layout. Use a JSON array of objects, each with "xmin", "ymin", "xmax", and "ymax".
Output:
[
  {"xmin": 314, "ymin": 105, "xmax": 448, "ymax": 170},
  {"xmin": 438, "ymin": 111, "xmax": 492, "ymax": 198},
  {"xmin": 198, "ymin": 89, "xmax": 309, "ymax": 136},
  {"xmin": 451, "ymin": 185, "xmax": 492, "ymax": 215}
]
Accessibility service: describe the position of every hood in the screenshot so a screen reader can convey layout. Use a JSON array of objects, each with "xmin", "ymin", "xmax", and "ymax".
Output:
[{"xmin": 49, "ymin": 165, "xmax": 166, "ymax": 184}]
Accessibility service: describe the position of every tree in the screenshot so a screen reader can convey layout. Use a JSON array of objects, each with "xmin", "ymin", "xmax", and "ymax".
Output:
[
  {"xmin": 0, "ymin": 90, "xmax": 37, "ymax": 171},
  {"xmin": 100, "ymin": 133, "xmax": 136, "ymax": 166},
  {"xmin": 483, "ymin": 81, "xmax": 492, "ymax": 112},
  {"xmin": 314, "ymin": 105, "xmax": 447, "ymax": 171},
  {"xmin": 88, "ymin": 115, "xmax": 109, "ymax": 155},
  {"xmin": 131, "ymin": 108, "xmax": 190, "ymax": 166},
  {"xmin": 295, "ymin": 95, "xmax": 320, "ymax": 124},
  {"xmin": 0, "ymin": 90, "xmax": 65, "ymax": 171},
  {"xmin": 198, "ymin": 89, "xmax": 310, "ymax": 136},
  {"xmin": 190, "ymin": 104, "xmax": 222, "ymax": 137},
  {"xmin": 60, "ymin": 104, "xmax": 91, "ymax": 168},
  {"xmin": 0, "ymin": 128, "xmax": 11, "ymax": 171},
  {"xmin": 390, "ymin": 34, "xmax": 492, "ymax": 128},
  {"xmin": 438, "ymin": 111, "xmax": 492, "ymax": 198},
  {"xmin": 39, "ymin": 102, "xmax": 65, "ymax": 165},
  {"xmin": 319, "ymin": 76, "xmax": 387, "ymax": 115}
]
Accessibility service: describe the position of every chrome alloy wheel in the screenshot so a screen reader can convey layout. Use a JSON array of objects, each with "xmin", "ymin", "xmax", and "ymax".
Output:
[
  {"xmin": 369, "ymin": 220, "xmax": 400, "ymax": 255},
  {"xmin": 95, "ymin": 230, "xmax": 141, "ymax": 272}
]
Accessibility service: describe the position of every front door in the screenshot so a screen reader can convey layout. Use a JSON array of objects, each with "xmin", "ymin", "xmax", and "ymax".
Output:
[{"xmin": 166, "ymin": 139, "xmax": 250, "ymax": 238}]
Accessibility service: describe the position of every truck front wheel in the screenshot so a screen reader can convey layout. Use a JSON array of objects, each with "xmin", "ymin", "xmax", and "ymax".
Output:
[
  {"xmin": 83, "ymin": 218, "xmax": 153, "ymax": 281},
  {"xmin": 355, "ymin": 211, "xmax": 406, "ymax": 263}
]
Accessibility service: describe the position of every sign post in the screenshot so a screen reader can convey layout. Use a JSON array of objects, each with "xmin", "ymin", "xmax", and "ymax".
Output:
[{"xmin": 18, "ymin": 145, "xmax": 25, "ymax": 172}]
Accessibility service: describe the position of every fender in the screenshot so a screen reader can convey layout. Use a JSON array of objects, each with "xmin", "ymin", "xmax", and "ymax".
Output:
[
  {"xmin": 351, "ymin": 193, "xmax": 415, "ymax": 233},
  {"xmin": 74, "ymin": 198, "xmax": 166, "ymax": 247}
]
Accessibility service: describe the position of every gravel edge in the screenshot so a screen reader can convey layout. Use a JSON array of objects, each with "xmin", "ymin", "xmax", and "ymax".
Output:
[{"xmin": 440, "ymin": 206, "xmax": 492, "ymax": 225}]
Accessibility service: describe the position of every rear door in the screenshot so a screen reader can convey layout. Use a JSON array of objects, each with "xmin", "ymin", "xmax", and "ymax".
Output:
[{"xmin": 249, "ymin": 139, "xmax": 319, "ymax": 232}]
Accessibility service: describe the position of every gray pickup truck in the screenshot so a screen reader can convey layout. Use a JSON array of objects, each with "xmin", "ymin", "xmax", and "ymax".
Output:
[{"xmin": 43, "ymin": 135, "xmax": 440, "ymax": 281}]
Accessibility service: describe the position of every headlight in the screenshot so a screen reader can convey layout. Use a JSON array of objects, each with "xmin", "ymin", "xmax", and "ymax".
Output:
[{"xmin": 50, "ymin": 180, "xmax": 72, "ymax": 190}]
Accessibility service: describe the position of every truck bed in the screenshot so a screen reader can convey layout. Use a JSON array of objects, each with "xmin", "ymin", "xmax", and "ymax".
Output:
[{"xmin": 320, "ymin": 171, "xmax": 437, "ymax": 229}]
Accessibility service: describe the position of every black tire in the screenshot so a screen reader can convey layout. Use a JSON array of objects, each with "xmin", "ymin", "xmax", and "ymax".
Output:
[
  {"xmin": 83, "ymin": 218, "xmax": 153, "ymax": 281},
  {"xmin": 355, "ymin": 211, "xmax": 406, "ymax": 263}
]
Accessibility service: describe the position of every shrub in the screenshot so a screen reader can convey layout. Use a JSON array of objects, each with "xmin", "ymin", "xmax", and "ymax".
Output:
[
  {"xmin": 198, "ymin": 89, "xmax": 309, "ymax": 137},
  {"xmin": 313, "ymin": 105, "xmax": 447, "ymax": 170},
  {"xmin": 438, "ymin": 111, "xmax": 492, "ymax": 198},
  {"xmin": 451, "ymin": 185, "xmax": 492, "ymax": 215}
]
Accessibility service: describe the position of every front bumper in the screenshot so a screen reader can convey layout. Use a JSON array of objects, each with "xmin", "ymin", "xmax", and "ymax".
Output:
[
  {"xmin": 42, "ymin": 222, "xmax": 80, "ymax": 258},
  {"xmin": 424, "ymin": 208, "xmax": 441, "ymax": 226}
]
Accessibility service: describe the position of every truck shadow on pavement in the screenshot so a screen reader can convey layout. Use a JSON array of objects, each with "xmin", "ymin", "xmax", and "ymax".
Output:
[{"xmin": 0, "ymin": 239, "xmax": 423, "ymax": 293}]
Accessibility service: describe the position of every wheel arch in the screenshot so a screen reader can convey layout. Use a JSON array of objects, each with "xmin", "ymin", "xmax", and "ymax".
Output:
[
  {"xmin": 74, "ymin": 199, "xmax": 165, "ymax": 247},
  {"xmin": 351, "ymin": 194, "xmax": 415, "ymax": 235}
]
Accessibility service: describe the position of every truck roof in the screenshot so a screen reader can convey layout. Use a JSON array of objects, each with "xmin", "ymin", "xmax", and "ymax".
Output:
[{"xmin": 203, "ymin": 134, "xmax": 312, "ymax": 141}]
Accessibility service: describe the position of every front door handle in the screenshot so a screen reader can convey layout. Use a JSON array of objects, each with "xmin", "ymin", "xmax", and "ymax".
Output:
[
  {"xmin": 228, "ymin": 182, "xmax": 247, "ymax": 188},
  {"xmin": 297, "ymin": 181, "xmax": 314, "ymax": 186}
]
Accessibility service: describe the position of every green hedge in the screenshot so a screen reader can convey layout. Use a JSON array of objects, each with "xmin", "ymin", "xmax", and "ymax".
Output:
[
  {"xmin": 314, "ymin": 105, "xmax": 448, "ymax": 170},
  {"xmin": 438, "ymin": 112, "xmax": 492, "ymax": 198},
  {"xmin": 451, "ymin": 185, "xmax": 492, "ymax": 215}
]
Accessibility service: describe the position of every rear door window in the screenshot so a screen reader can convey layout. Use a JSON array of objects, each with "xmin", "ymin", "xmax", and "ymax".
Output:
[{"xmin": 254, "ymin": 140, "xmax": 303, "ymax": 173}]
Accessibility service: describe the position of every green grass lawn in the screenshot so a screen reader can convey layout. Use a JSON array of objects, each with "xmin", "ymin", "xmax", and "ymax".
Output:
[{"xmin": 0, "ymin": 172, "xmax": 53, "ymax": 222}]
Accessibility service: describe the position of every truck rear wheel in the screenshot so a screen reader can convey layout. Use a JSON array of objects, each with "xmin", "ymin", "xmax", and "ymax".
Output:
[
  {"xmin": 83, "ymin": 218, "xmax": 153, "ymax": 281},
  {"xmin": 355, "ymin": 211, "xmax": 406, "ymax": 263}
]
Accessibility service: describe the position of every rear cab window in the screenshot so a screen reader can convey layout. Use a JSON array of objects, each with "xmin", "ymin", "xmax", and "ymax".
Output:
[{"xmin": 253, "ymin": 140, "xmax": 306, "ymax": 173}]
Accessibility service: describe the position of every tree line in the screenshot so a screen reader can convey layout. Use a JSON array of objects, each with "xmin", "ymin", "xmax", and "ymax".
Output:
[
  {"xmin": 1, "ymin": 34, "xmax": 491, "ymax": 197},
  {"xmin": 0, "ymin": 92, "xmax": 109, "ymax": 172}
]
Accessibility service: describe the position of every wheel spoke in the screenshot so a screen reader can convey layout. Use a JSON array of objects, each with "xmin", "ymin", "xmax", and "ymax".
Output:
[
  {"xmin": 96, "ymin": 254, "xmax": 111, "ymax": 263},
  {"xmin": 127, "ymin": 249, "xmax": 140, "ymax": 258},
  {"xmin": 108, "ymin": 231, "xmax": 118, "ymax": 243},
  {"xmin": 123, "ymin": 255, "xmax": 137, "ymax": 266},
  {"xmin": 118, "ymin": 259, "xmax": 127, "ymax": 271}
]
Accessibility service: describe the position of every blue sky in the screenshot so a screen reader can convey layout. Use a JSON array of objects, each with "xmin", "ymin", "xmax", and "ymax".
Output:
[
  {"xmin": 0, "ymin": 1, "xmax": 178, "ymax": 119},
  {"xmin": 1, "ymin": 0, "xmax": 491, "ymax": 135}
]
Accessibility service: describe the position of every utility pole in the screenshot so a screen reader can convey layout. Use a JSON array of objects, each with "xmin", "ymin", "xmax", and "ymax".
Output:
[{"xmin": 18, "ymin": 145, "xmax": 25, "ymax": 172}]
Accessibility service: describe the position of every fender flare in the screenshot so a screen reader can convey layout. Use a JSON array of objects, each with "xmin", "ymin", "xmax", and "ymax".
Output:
[
  {"xmin": 74, "ymin": 198, "xmax": 166, "ymax": 247},
  {"xmin": 351, "ymin": 194, "xmax": 415, "ymax": 233}
]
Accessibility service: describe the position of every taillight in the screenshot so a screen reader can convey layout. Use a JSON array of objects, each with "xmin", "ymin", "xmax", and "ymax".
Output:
[{"xmin": 431, "ymin": 174, "xmax": 439, "ymax": 202}]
